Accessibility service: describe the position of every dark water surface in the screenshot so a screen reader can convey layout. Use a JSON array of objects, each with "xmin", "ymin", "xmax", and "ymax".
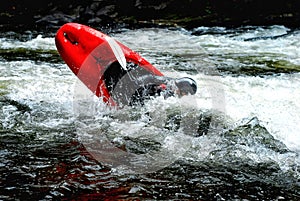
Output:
[{"xmin": 1, "ymin": 26, "xmax": 300, "ymax": 200}]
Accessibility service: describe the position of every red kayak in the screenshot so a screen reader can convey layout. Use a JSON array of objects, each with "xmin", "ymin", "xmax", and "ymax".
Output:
[{"xmin": 55, "ymin": 23, "xmax": 197, "ymax": 106}]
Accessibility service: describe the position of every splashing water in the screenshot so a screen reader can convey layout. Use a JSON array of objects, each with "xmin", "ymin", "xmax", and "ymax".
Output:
[{"xmin": 1, "ymin": 25, "xmax": 300, "ymax": 200}]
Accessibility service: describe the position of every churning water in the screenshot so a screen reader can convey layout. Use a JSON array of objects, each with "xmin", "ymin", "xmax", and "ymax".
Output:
[{"xmin": 1, "ymin": 25, "xmax": 300, "ymax": 200}]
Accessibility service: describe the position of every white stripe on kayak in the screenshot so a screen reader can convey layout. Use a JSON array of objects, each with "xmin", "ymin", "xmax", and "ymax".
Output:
[{"xmin": 105, "ymin": 35, "xmax": 127, "ymax": 70}]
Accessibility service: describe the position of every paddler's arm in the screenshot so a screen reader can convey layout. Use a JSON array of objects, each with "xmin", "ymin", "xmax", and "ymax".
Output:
[{"xmin": 136, "ymin": 75, "xmax": 197, "ymax": 97}]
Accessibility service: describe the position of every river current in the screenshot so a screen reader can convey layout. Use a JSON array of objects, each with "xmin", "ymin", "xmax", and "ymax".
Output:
[{"xmin": 0, "ymin": 25, "xmax": 300, "ymax": 200}]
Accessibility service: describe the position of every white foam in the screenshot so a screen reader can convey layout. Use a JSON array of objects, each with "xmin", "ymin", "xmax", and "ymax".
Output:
[
  {"xmin": 221, "ymin": 73, "xmax": 300, "ymax": 151},
  {"xmin": 0, "ymin": 35, "xmax": 56, "ymax": 50}
]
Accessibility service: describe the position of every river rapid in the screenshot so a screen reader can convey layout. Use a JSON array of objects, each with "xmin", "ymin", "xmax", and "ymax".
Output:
[{"xmin": 1, "ymin": 25, "xmax": 300, "ymax": 200}]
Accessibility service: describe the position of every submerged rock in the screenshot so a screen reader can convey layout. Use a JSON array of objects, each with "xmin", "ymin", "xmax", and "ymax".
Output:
[
  {"xmin": 217, "ymin": 57, "xmax": 300, "ymax": 76},
  {"xmin": 224, "ymin": 117, "xmax": 289, "ymax": 154}
]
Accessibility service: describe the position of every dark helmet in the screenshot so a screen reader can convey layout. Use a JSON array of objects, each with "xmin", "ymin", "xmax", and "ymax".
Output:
[{"xmin": 175, "ymin": 77, "xmax": 197, "ymax": 96}]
